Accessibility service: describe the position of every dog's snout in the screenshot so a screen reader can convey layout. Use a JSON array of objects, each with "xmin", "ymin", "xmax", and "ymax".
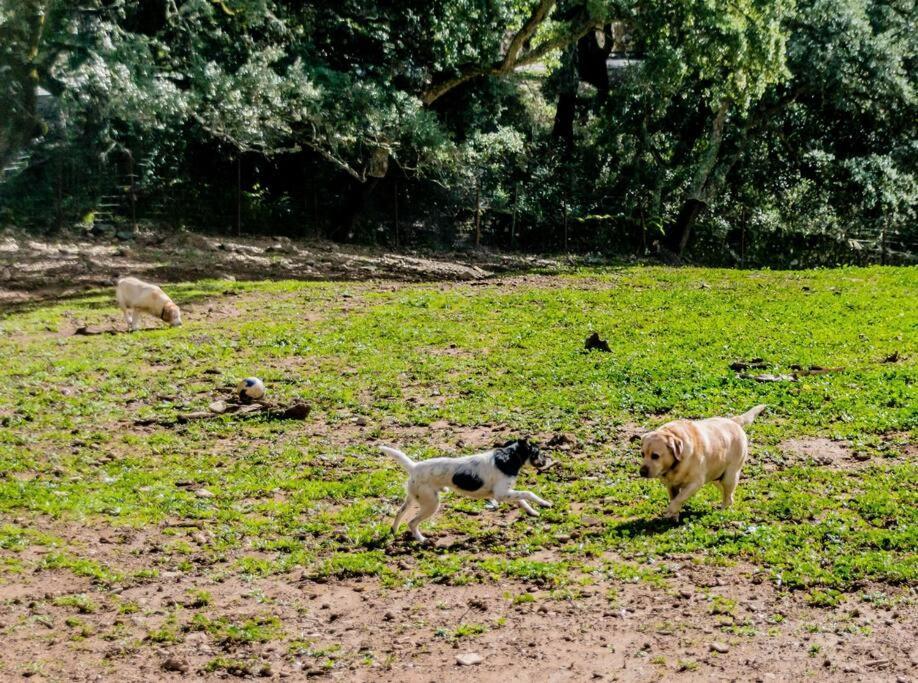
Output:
[{"xmin": 639, "ymin": 465, "xmax": 649, "ymax": 478}]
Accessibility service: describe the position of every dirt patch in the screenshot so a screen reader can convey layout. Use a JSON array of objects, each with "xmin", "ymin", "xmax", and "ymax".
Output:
[
  {"xmin": 780, "ymin": 437, "xmax": 856, "ymax": 468},
  {"xmin": 1, "ymin": 523, "xmax": 915, "ymax": 682},
  {"xmin": 0, "ymin": 230, "xmax": 574, "ymax": 309},
  {"xmin": 779, "ymin": 435, "xmax": 915, "ymax": 470}
]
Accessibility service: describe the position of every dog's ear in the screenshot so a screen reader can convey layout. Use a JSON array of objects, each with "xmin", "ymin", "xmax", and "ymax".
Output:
[{"xmin": 667, "ymin": 435, "xmax": 684, "ymax": 461}]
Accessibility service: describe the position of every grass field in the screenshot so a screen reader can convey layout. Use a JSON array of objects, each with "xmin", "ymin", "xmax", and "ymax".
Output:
[{"xmin": 0, "ymin": 264, "xmax": 915, "ymax": 679}]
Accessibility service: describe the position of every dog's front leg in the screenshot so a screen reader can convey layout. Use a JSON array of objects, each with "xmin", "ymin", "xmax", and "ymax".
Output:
[
  {"xmin": 515, "ymin": 499, "xmax": 540, "ymax": 517},
  {"xmin": 498, "ymin": 489, "xmax": 552, "ymax": 509},
  {"xmin": 662, "ymin": 480, "xmax": 702, "ymax": 521}
]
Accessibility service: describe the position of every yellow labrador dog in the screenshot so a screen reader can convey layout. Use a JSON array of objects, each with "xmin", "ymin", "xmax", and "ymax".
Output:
[
  {"xmin": 116, "ymin": 276, "xmax": 182, "ymax": 331},
  {"xmin": 639, "ymin": 405, "xmax": 765, "ymax": 521}
]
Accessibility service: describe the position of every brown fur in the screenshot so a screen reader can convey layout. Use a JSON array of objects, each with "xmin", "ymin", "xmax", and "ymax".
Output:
[{"xmin": 639, "ymin": 405, "xmax": 765, "ymax": 521}]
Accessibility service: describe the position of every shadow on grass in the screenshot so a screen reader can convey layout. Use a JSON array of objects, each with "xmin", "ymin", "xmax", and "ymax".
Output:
[{"xmin": 610, "ymin": 510, "xmax": 706, "ymax": 536}]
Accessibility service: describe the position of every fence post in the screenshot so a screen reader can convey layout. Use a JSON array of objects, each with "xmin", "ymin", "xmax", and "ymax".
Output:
[
  {"xmin": 393, "ymin": 180, "xmax": 399, "ymax": 247},
  {"xmin": 563, "ymin": 200, "xmax": 568, "ymax": 252},
  {"xmin": 236, "ymin": 155, "xmax": 242, "ymax": 236},
  {"xmin": 511, "ymin": 182, "xmax": 518, "ymax": 249},
  {"xmin": 475, "ymin": 180, "xmax": 481, "ymax": 247},
  {"xmin": 129, "ymin": 152, "xmax": 137, "ymax": 232},
  {"xmin": 880, "ymin": 219, "xmax": 887, "ymax": 265},
  {"xmin": 55, "ymin": 157, "xmax": 63, "ymax": 231},
  {"xmin": 740, "ymin": 223, "xmax": 746, "ymax": 268}
]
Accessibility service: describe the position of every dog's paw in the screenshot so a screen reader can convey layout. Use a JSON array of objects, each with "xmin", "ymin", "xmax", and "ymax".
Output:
[
  {"xmin": 662, "ymin": 510, "xmax": 680, "ymax": 522},
  {"xmin": 540, "ymin": 499, "xmax": 553, "ymax": 508}
]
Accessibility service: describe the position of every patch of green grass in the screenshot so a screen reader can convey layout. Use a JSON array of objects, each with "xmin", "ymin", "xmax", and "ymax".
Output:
[
  {"xmin": 0, "ymin": 267, "xmax": 914, "ymax": 593},
  {"xmin": 450, "ymin": 623, "xmax": 488, "ymax": 639},
  {"xmin": 146, "ymin": 613, "xmax": 183, "ymax": 644},
  {"xmin": 116, "ymin": 600, "xmax": 140, "ymax": 615},
  {"xmin": 52, "ymin": 593, "xmax": 98, "ymax": 614},
  {"xmin": 806, "ymin": 588, "xmax": 842, "ymax": 607},
  {"xmin": 709, "ymin": 595, "xmax": 738, "ymax": 616},
  {"xmin": 188, "ymin": 613, "xmax": 282, "ymax": 645},
  {"xmin": 184, "ymin": 589, "xmax": 211, "ymax": 608},
  {"xmin": 203, "ymin": 657, "xmax": 271, "ymax": 677},
  {"xmin": 512, "ymin": 592, "xmax": 537, "ymax": 605}
]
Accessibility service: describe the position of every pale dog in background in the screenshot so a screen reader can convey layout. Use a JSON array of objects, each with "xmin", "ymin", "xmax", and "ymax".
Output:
[
  {"xmin": 382, "ymin": 439, "xmax": 551, "ymax": 543},
  {"xmin": 639, "ymin": 405, "xmax": 766, "ymax": 521},
  {"xmin": 116, "ymin": 276, "xmax": 182, "ymax": 330}
]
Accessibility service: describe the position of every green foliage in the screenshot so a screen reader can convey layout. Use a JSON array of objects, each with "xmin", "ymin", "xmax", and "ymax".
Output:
[{"xmin": 1, "ymin": 0, "xmax": 913, "ymax": 262}]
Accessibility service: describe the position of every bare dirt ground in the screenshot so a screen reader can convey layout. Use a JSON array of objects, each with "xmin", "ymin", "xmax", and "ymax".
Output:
[
  {"xmin": 2, "ymin": 515, "xmax": 915, "ymax": 682},
  {"xmin": 0, "ymin": 229, "xmax": 566, "ymax": 308}
]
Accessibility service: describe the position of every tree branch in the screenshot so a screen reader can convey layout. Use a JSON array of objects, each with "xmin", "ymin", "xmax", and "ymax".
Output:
[
  {"xmin": 500, "ymin": 0, "xmax": 556, "ymax": 71},
  {"xmin": 421, "ymin": 3, "xmax": 597, "ymax": 105}
]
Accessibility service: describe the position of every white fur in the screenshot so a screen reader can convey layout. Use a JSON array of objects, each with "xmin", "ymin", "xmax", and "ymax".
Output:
[
  {"xmin": 115, "ymin": 276, "xmax": 182, "ymax": 330},
  {"xmin": 381, "ymin": 445, "xmax": 551, "ymax": 543}
]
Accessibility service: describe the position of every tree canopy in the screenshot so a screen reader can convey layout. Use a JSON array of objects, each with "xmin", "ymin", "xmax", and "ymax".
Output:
[{"xmin": 1, "ymin": 0, "xmax": 915, "ymax": 264}]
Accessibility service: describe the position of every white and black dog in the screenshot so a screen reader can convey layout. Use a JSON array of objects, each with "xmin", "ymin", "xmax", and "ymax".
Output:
[{"xmin": 381, "ymin": 439, "xmax": 552, "ymax": 543}]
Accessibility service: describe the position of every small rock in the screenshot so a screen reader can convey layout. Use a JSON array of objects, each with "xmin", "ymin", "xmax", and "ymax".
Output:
[
  {"xmin": 162, "ymin": 657, "xmax": 189, "ymax": 673},
  {"xmin": 710, "ymin": 642, "xmax": 730, "ymax": 654},
  {"xmin": 354, "ymin": 416, "xmax": 368, "ymax": 426},
  {"xmin": 209, "ymin": 400, "xmax": 228, "ymax": 414},
  {"xmin": 456, "ymin": 653, "xmax": 483, "ymax": 666},
  {"xmin": 195, "ymin": 488, "xmax": 214, "ymax": 498}
]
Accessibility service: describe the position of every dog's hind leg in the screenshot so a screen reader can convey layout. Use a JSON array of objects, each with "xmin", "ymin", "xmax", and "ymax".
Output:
[
  {"xmin": 407, "ymin": 489, "xmax": 439, "ymax": 543},
  {"xmin": 719, "ymin": 470, "xmax": 741, "ymax": 509},
  {"xmin": 719, "ymin": 444, "xmax": 747, "ymax": 509},
  {"xmin": 391, "ymin": 497, "xmax": 412, "ymax": 535}
]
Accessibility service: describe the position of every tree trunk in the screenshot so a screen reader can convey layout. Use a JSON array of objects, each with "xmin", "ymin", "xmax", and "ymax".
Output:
[
  {"xmin": 333, "ymin": 176, "xmax": 380, "ymax": 241},
  {"xmin": 664, "ymin": 101, "xmax": 729, "ymax": 254}
]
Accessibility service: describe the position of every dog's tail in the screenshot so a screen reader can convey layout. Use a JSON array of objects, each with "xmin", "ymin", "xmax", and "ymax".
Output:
[
  {"xmin": 380, "ymin": 446, "xmax": 415, "ymax": 472},
  {"xmin": 731, "ymin": 404, "xmax": 767, "ymax": 427}
]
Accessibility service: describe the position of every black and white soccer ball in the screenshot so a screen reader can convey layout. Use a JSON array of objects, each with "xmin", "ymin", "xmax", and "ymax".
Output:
[{"xmin": 237, "ymin": 377, "xmax": 266, "ymax": 401}]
